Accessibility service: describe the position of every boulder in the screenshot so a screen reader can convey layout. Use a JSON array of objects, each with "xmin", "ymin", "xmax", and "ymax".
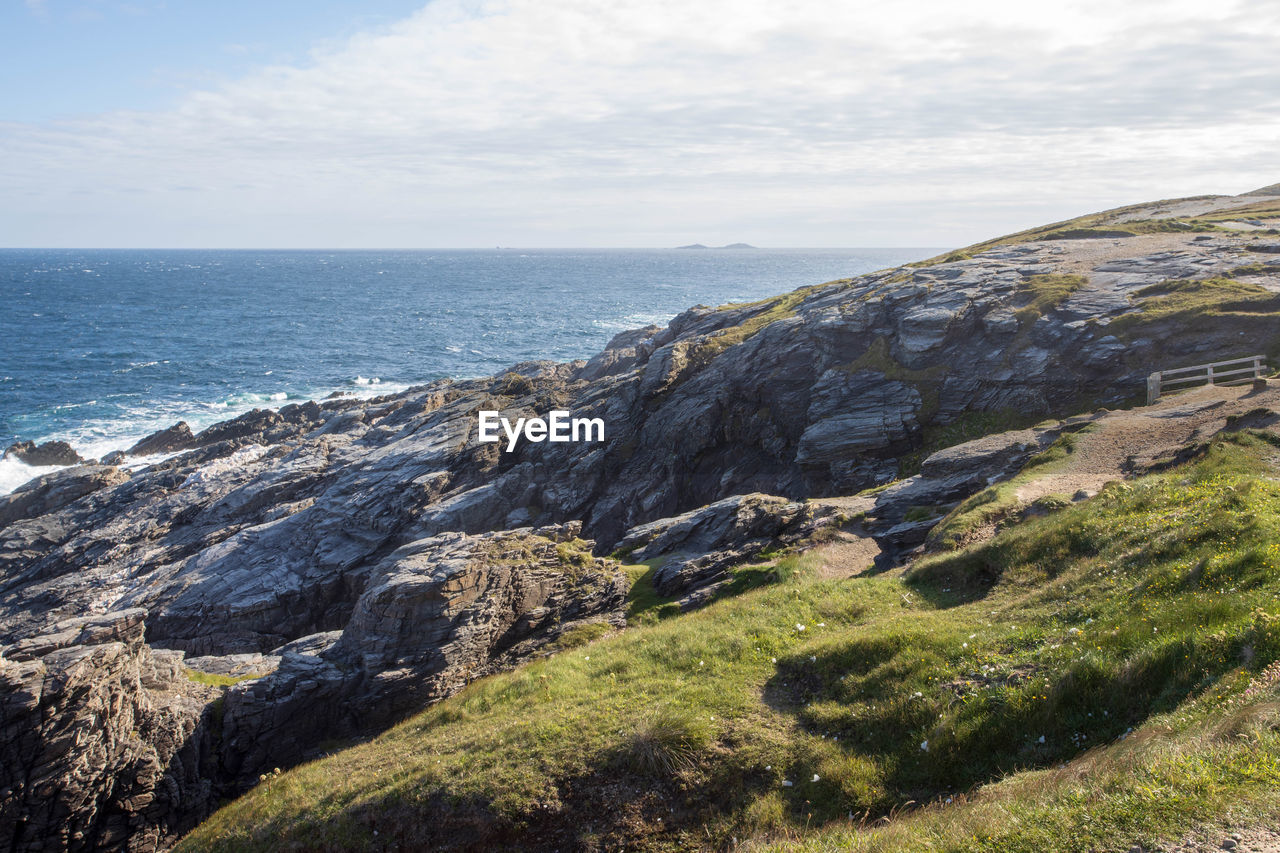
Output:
[
  {"xmin": 3, "ymin": 440, "xmax": 83, "ymax": 467},
  {"xmin": 127, "ymin": 421, "xmax": 196, "ymax": 456}
]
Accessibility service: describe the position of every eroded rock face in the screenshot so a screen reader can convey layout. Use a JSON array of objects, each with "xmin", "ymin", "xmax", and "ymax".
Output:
[
  {"xmin": 865, "ymin": 427, "xmax": 1059, "ymax": 552},
  {"xmin": 0, "ymin": 610, "xmax": 216, "ymax": 853},
  {"xmin": 0, "ymin": 527, "xmax": 627, "ymax": 848},
  {"xmin": 218, "ymin": 523, "xmax": 627, "ymax": 784},
  {"xmin": 617, "ymin": 494, "xmax": 841, "ymax": 598}
]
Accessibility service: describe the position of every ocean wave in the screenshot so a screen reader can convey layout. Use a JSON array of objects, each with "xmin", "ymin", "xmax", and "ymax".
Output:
[
  {"xmin": 0, "ymin": 377, "xmax": 411, "ymax": 497},
  {"xmin": 0, "ymin": 456, "xmax": 59, "ymax": 496},
  {"xmin": 591, "ymin": 312, "xmax": 672, "ymax": 332}
]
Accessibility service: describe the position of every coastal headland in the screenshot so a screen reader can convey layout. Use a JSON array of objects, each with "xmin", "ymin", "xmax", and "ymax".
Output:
[{"xmin": 4, "ymin": 185, "xmax": 1280, "ymax": 852}]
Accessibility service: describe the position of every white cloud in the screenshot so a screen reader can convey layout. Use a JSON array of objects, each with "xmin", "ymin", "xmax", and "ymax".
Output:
[{"xmin": 2, "ymin": 0, "xmax": 1278, "ymax": 246}]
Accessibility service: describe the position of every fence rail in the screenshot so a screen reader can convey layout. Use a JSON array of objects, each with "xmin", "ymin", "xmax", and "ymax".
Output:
[{"xmin": 1147, "ymin": 354, "xmax": 1268, "ymax": 404}]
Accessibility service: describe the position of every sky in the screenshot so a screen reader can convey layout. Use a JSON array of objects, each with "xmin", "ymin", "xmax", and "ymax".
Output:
[{"xmin": 1, "ymin": 0, "xmax": 1278, "ymax": 248}]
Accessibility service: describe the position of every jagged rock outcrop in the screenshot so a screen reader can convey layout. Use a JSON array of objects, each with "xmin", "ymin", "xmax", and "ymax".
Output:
[
  {"xmin": 0, "ymin": 610, "xmax": 216, "ymax": 853},
  {"xmin": 6, "ymin": 210, "xmax": 1279, "ymax": 652},
  {"xmin": 126, "ymin": 423, "xmax": 196, "ymax": 457},
  {"xmin": 0, "ymin": 527, "xmax": 626, "ymax": 850},
  {"xmin": 3, "ymin": 440, "xmax": 84, "ymax": 467},
  {"xmin": 863, "ymin": 426, "xmax": 1060, "ymax": 551},
  {"xmin": 217, "ymin": 523, "xmax": 627, "ymax": 784},
  {"xmin": 0, "ymin": 465, "xmax": 131, "ymax": 528},
  {"xmin": 616, "ymin": 493, "xmax": 841, "ymax": 597},
  {"xmin": 2, "ymin": 187, "xmax": 1279, "ymax": 850}
]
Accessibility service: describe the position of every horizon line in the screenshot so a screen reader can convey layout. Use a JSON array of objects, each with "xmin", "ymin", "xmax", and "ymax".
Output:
[{"xmin": 0, "ymin": 245, "xmax": 952, "ymax": 252}]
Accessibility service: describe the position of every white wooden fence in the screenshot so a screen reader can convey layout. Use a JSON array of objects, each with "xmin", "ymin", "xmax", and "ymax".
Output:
[{"xmin": 1147, "ymin": 354, "xmax": 1268, "ymax": 404}]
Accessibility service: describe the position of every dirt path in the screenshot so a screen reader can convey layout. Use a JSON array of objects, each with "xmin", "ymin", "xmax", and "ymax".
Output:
[
  {"xmin": 1013, "ymin": 383, "xmax": 1280, "ymax": 506},
  {"xmin": 809, "ymin": 531, "xmax": 883, "ymax": 579},
  {"xmin": 1162, "ymin": 825, "xmax": 1280, "ymax": 852}
]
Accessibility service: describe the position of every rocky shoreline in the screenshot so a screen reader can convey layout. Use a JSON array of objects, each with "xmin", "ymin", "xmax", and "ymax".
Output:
[{"xmin": 3, "ymin": 185, "xmax": 1279, "ymax": 850}]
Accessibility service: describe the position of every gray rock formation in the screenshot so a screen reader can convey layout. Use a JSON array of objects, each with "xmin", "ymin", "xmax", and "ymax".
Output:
[
  {"xmin": 0, "ymin": 465, "xmax": 131, "ymax": 529},
  {"xmin": 2, "ymin": 189, "xmax": 1279, "ymax": 849},
  {"xmin": 218, "ymin": 523, "xmax": 627, "ymax": 785},
  {"xmin": 126, "ymin": 422, "xmax": 195, "ymax": 457},
  {"xmin": 3, "ymin": 440, "xmax": 84, "ymax": 467},
  {"xmin": 616, "ymin": 493, "xmax": 841, "ymax": 597},
  {"xmin": 0, "ymin": 610, "xmax": 216, "ymax": 853},
  {"xmin": 864, "ymin": 427, "xmax": 1058, "ymax": 551}
]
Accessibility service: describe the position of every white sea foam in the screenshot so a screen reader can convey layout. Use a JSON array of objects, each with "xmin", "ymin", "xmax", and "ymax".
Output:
[
  {"xmin": 592, "ymin": 312, "xmax": 672, "ymax": 332},
  {"xmin": 0, "ymin": 377, "xmax": 411, "ymax": 497},
  {"xmin": 0, "ymin": 457, "xmax": 61, "ymax": 496},
  {"xmin": 181, "ymin": 444, "xmax": 268, "ymax": 489}
]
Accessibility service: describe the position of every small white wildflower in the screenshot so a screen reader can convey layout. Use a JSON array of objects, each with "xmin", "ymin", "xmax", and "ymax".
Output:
[
  {"xmin": 817, "ymin": 622, "xmax": 825, "ymax": 627},
  {"xmin": 765, "ymin": 765, "xmax": 771, "ymax": 770},
  {"xmin": 782, "ymin": 780, "xmax": 794, "ymax": 787},
  {"xmin": 809, "ymin": 655, "xmax": 817, "ymax": 662},
  {"xmin": 920, "ymin": 740, "xmax": 929, "ymax": 751},
  {"xmin": 969, "ymin": 634, "xmax": 976, "ymax": 639},
  {"xmin": 771, "ymin": 657, "xmax": 777, "ymax": 663},
  {"xmin": 812, "ymin": 774, "xmax": 820, "ymax": 782},
  {"xmin": 584, "ymin": 656, "xmax": 589, "ymax": 660},
  {"xmin": 1038, "ymin": 735, "xmax": 1046, "ymax": 743},
  {"xmin": 796, "ymin": 624, "xmax": 806, "ymax": 631},
  {"xmin": 699, "ymin": 660, "xmax": 704, "ymax": 666},
  {"xmin": 962, "ymin": 642, "xmax": 968, "ymax": 648}
]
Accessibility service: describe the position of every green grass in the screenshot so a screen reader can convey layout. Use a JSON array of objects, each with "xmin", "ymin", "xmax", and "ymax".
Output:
[
  {"xmin": 624, "ymin": 560, "xmax": 682, "ymax": 625},
  {"xmin": 178, "ymin": 433, "xmax": 1280, "ymax": 853},
  {"xmin": 1015, "ymin": 274, "xmax": 1088, "ymax": 319},
  {"xmin": 905, "ymin": 195, "xmax": 1267, "ymax": 265},
  {"xmin": 1106, "ymin": 277, "xmax": 1280, "ymax": 365},
  {"xmin": 925, "ymin": 428, "xmax": 1091, "ymax": 550},
  {"xmin": 898, "ymin": 409, "xmax": 1044, "ymax": 478},
  {"xmin": 183, "ymin": 668, "xmax": 262, "ymax": 688}
]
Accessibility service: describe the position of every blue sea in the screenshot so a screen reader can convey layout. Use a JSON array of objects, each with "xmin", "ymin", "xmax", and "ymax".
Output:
[{"xmin": 0, "ymin": 248, "xmax": 937, "ymax": 493}]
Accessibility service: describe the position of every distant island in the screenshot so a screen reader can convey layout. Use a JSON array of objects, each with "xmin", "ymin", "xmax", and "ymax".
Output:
[{"xmin": 674, "ymin": 242, "xmax": 757, "ymax": 249}]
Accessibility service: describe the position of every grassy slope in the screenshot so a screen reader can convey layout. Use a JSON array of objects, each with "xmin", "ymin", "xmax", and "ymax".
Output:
[
  {"xmin": 909, "ymin": 194, "xmax": 1280, "ymax": 268},
  {"xmin": 180, "ymin": 431, "xmax": 1280, "ymax": 852}
]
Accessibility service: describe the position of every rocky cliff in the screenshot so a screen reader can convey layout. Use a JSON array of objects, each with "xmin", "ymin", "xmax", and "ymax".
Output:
[{"xmin": 2, "ymin": 185, "xmax": 1279, "ymax": 849}]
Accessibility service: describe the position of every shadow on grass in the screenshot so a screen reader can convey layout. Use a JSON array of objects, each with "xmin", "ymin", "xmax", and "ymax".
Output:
[{"xmin": 758, "ymin": 616, "xmax": 1269, "ymax": 823}]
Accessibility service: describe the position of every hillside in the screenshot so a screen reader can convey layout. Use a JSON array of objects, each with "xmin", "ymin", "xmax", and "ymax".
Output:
[
  {"xmin": 3, "ymin": 185, "xmax": 1280, "ymax": 851},
  {"xmin": 178, "ymin": 385, "xmax": 1280, "ymax": 852}
]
